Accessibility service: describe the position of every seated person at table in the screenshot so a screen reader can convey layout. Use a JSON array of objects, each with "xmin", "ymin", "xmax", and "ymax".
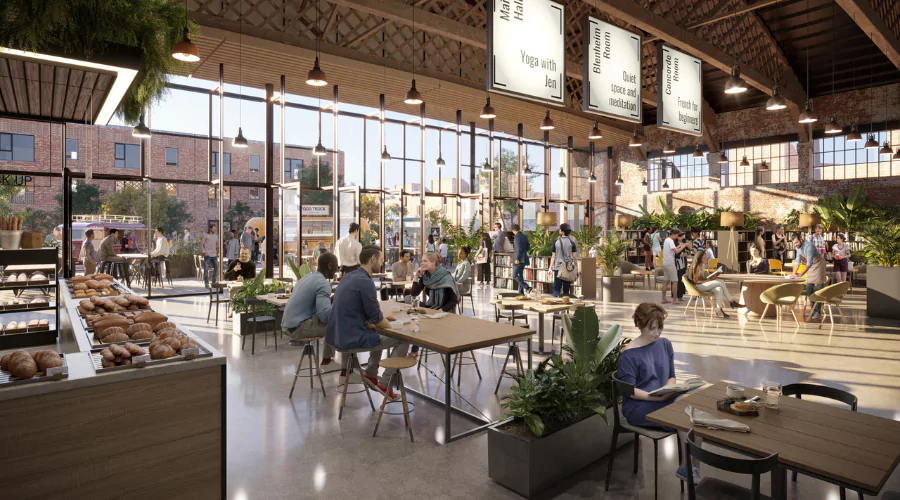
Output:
[
  {"xmin": 617, "ymin": 303, "xmax": 701, "ymax": 482},
  {"xmin": 223, "ymin": 247, "xmax": 257, "ymax": 281},
  {"xmin": 408, "ymin": 252, "xmax": 459, "ymax": 313},
  {"xmin": 691, "ymin": 251, "xmax": 741, "ymax": 318},
  {"xmin": 283, "ymin": 252, "xmax": 338, "ymax": 365},
  {"xmin": 747, "ymin": 246, "xmax": 769, "ymax": 274},
  {"xmin": 452, "ymin": 246, "xmax": 472, "ymax": 294},
  {"xmin": 326, "ymin": 245, "xmax": 409, "ymax": 399},
  {"xmin": 392, "ymin": 250, "xmax": 412, "ymax": 282}
]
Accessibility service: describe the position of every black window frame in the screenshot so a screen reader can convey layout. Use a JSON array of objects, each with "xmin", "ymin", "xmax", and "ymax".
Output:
[
  {"xmin": 0, "ymin": 133, "xmax": 35, "ymax": 162},
  {"xmin": 284, "ymin": 158, "xmax": 303, "ymax": 181},
  {"xmin": 66, "ymin": 138, "xmax": 78, "ymax": 160},
  {"xmin": 165, "ymin": 147, "xmax": 178, "ymax": 168},
  {"xmin": 250, "ymin": 155, "xmax": 260, "ymax": 172},
  {"xmin": 114, "ymin": 143, "xmax": 141, "ymax": 169}
]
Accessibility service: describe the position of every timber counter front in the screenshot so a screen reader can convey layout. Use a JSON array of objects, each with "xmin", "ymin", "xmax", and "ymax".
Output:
[{"xmin": 0, "ymin": 281, "xmax": 226, "ymax": 499}]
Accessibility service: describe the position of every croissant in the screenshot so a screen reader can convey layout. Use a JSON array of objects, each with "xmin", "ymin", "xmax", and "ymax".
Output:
[
  {"xmin": 32, "ymin": 350, "xmax": 62, "ymax": 372},
  {"xmin": 153, "ymin": 321, "xmax": 177, "ymax": 333},
  {"xmin": 102, "ymin": 332, "xmax": 130, "ymax": 343},
  {"xmin": 9, "ymin": 352, "xmax": 37, "ymax": 379},
  {"xmin": 161, "ymin": 337, "xmax": 182, "ymax": 351},
  {"xmin": 150, "ymin": 344, "xmax": 175, "ymax": 360}
]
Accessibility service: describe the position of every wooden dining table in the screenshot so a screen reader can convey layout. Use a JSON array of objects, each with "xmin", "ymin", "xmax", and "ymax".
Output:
[
  {"xmin": 716, "ymin": 274, "xmax": 804, "ymax": 317},
  {"xmin": 648, "ymin": 381, "xmax": 900, "ymax": 499},
  {"xmin": 489, "ymin": 297, "xmax": 585, "ymax": 354},
  {"xmin": 375, "ymin": 302, "xmax": 536, "ymax": 444}
]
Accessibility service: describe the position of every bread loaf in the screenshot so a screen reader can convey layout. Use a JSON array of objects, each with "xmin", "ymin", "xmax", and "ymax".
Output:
[
  {"xmin": 8, "ymin": 352, "xmax": 37, "ymax": 379},
  {"xmin": 102, "ymin": 332, "xmax": 130, "ymax": 343},
  {"xmin": 134, "ymin": 311, "xmax": 167, "ymax": 329},
  {"xmin": 93, "ymin": 315, "xmax": 130, "ymax": 336},
  {"xmin": 150, "ymin": 344, "xmax": 175, "ymax": 360},
  {"xmin": 153, "ymin": 321, "xmax": 177, "ymax": 333},
  {"xmin": 32, "ymin": 350, "xmax": 62, "ymax": 372}
]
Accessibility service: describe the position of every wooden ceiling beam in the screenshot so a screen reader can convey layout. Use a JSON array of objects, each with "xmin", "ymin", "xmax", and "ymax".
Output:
[
  {"xmin": 836, "ymin": 0, "xmax": 900, "ymax": 70},
  {"xmin": 643, "ymin": 0, "xmax": 781, "ymax": 44}
]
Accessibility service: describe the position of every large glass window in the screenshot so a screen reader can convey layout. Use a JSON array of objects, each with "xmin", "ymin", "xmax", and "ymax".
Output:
[
  {"xmin": 11, "ymin": 177, "xmax": 34, "ymax": 204},
  {"xmin": 66, "ymin": 138, "xmax": 78, "ymax": 160},
  {"xmin": 284, "ymin": 158, "xmax": 303, "ymax": 181},
  {"xmin": 165, "ymin": 147, "xmax": 178, "ymax": 167},
  {"xmin": 648, "ymin": 153, "xmax": 709, "ymax": 192},
  {"xmin": 814, "ymin": 131, "xmax": 900, "ymax": 180},
  {"xmin": 208, "ymin": 186, "xmax": 231, "ymax": 207},
  {"xmin": 211, "ymin": 151, "xmax": 231, "ymax": 175},
  {"xmin": 114, "ymin": 143, "xmax": 141, "ymax": 169},
  {"xmin": 0, "ymin": 133, "xmax": 35, "ymax": 162},
  {"xmin": 722, "ymin": 141, "xmax": 799, "ymax": 186}
]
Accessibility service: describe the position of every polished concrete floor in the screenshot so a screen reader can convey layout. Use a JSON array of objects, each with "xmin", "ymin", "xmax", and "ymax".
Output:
[{"xmin": 153, "ymin": 281, "xmax": 900, "ymax": 500}]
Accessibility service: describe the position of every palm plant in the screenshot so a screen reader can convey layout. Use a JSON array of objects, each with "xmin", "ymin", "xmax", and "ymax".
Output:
[
  {"xmin": 861, "ymin": 218, "xmax": 900, "ymax": 267},
  {"xmin": 526, "ymin": 225, "xmax": 554, "ymax": 257},
  {"xmin": 597, "ymin": 231, "xmax": 629, "ymax": 277},
  {"xmin": 446, "ymin": 214, "xmax": 485, "ymax": 253},
  {"xmin": 573, "ymin": 225, "xmax": 603, "ymax": 257}
]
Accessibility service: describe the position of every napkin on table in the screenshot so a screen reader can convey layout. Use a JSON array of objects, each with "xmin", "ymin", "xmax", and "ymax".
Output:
[
  {"xmin": 685, "ymin": 405, "xmax": 750, "ymax": 432},
  {"xmin": 424, "ymin": 312, "xmax": 448, "ymax": 319}
]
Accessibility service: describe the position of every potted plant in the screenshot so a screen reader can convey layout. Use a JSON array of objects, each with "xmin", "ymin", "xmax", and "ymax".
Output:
[
  {"xmin": 165, "ymin": 242, "xmax": 197, "ymax": 278},
  {"xmin": 861, "ymin": 216, "xmax": 900, "ymax": 319},
  {"xmin": 573, "ymin": 225, "xmax": 603, "ymax": 258},
  {"xmin": 230, "ymin": 272, "xmax": 283, "ymax": 335},
  {"xmin": 488, "ymin": 307, "xmax": 632, "ymax": 498},
  {"xmin": 597, "ymin": 231, "xmax": 629, "ymax": 302}
]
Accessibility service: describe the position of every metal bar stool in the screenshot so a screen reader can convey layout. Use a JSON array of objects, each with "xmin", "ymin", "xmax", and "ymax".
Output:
[
  {"xmin": 372, "ymin": 356, "xmax": 416, "ymax": 442},
  {"xmin": 450, "ymin": 350, "xmax": 482, "ymax": 386},
  {"xmin": 242, "ymin": 297, "xmax": 277, "ymax": 355},
  {"xmin": 335, "ymin": 346, "xmax": 376, "ymax": 419},
  {"xmin": 207, "ymin": 282, "xmax": 230, "ymax": 326},
  {"xmin": 288, "ymin": 338, "xmax": 327, "ymax": 398}
]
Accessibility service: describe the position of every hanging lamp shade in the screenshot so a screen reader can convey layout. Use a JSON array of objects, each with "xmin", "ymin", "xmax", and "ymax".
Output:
[
  {"xmin": 879, "ymin": 141, "xmax": 893, "ymax": 156},
  {"xmin": 724, "ymin": 65, "xmax": 748, "ymax": 94},
  {"xmin": 233, "ymin": 127, "xmax": 249, "ymax": 148},
  {"xmin": 641, "ymin": 177, "xmax": 648, "ymax": 186},
  {"xmin": 536, "ymin": 212, "xmax": 557, "ymax": 227},
  {"xmin": 524, "ymin": 164, "xmax": 533, "ymax": 175},
  {"xmin": 692, "ymin": 145, "xmax": 703, "ymax": 158},
  {"xmin": 558, "ymin": 168, "xmax": 566, "ymax": 178},
  {"xmin": 663, "ymin": 140, "xmax": 676, "ymax": 154},
  {"xmin": 847, "ymin": 124, "xmax": 863, "ymax": 142},
  {"xmin": 864, "ymin": 134, "xmax": 879, "ymax": 149},
  {"xmin": 404, "ymin": 79, "xmax": 423, "ymax": 105},
  {"xmin": 798, "ymin": 101, "xmax": 817, "ymax": 123},
  {"xmin": 740, "ymin": 155, "xmax": 750, "ymax": 167},
  {"xmin": 893, "ymin": 147, "xmax": 900, "ymax": 160},
  {"xmin": 132, "ymin": 114, "xmax": 151, "ymax": 138},
  {"xmin": 306, "ymin": 57, "xmax": 328, "ymax": 86},
  {"xmin": 312, "ymin": 138, "xmax": 326, "ymax": 155},
  {"xmin": 765, "ymin": 86, "xmax": 787, "ymax": 110},
  {"xmin": 662, "ymin": 178, "xmax": 670, "ymax": 189},
  {"xmin": 380, "ymin": 146, "xmax": 391, "ymax": 162},
  {"xmin": 720, "ymin": 211, "xmax": 745, "ymax": 228},
  {"xmin": 615, "ymin": 214, "xmax": 633, "ymax": 228},
  {"xmin": 615, "ymin": 174, "xmax": 624, "ymax": 185},
  {"xmin": 799, "ymin": 213, "xmax": 820, "ymax": 228},
  {"xmin": 539, "ymin": 110, "xmax": 555, "ymax": 130},
  {"xmin": 717, "ymin": 151, "xmax": 729, "ymax": 164},
  {"xmin": 481, "ymin": 158, "xmax": 492, "ymax": 170},
  {"xmin": 824, "ymin": 116, "xmax": 841, "ymax": 134},
  {"xmin": 172, "ymin": 28, "xmax": 200, "ymax": 62},
  {"xmin": 759, "ymin": 160, "xmax": 769, "ymax": 171},
  {"xmin": 629, "ymin": 130, "xmax": 642, "ymax": 147},
  {"xmin": 480, "ymin": 97, "xmax": 496, "ymax": 119},
  {"xmin": 435, "ymin": 154, "xmax": 446, "ymax": 167},
  {"xmin": 589, "ymin": 120, "xmax": 603, "ymax": 140},
  {"xmin": 588, "ymin": 173, "xmax": 597, "ymax": 183}
]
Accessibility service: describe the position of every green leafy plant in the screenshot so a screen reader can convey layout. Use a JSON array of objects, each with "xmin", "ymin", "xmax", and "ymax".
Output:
[
  {"xmin": 285, "ymin": 257, "xmax": 311, "ymax": 281},
  {"xmin": 597, "ymin": 231, "xmax": 629, "ymax": 277},
  {"xmin": 860, "ymin": 217, "xmax": 900, "ymax": 267},
  {"xmin": 814, "ymin": 185, "xmax": 867, "ymax": 234},
  {"xmin": 813, "ymin": 196, "xmax": 841, "ymax": 231},
  {"xmin": 445, "ymin": 214, "xmax": 485, "ymax": 254},
  {"xmin": 573, "ymin": 225, "xmax": 603, "ymax": 257},
  {"xmin": 525, "ymin": 225, "xmax": 554, "ymax": 257},
  {"xmin": 502, "ymin": 307, "xmax": 622, "ymax": 437},
  {"xmin": 631, "ymin": 198, "xmax": 761, "ymax": 231},
  {"xmin": 230, "ymin": 272, "xmax": 281, "ymax": 315},
  {"xmin": 783, "ymin": 209, "xmax": 801, "ymax": 231}
]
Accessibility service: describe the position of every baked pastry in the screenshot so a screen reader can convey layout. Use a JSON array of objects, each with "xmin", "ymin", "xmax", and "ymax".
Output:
[
  {"xmin": 153, "ymin": 321, "xmax": 177, "ymax": 333},
  {"xmin": 102, "ymin": 332, "xmax": 130, "ymax": 343},
  {"xmin": 0, "ymin": 353, "xmax": 11, "ymax": 370},
  {"xmin": 123, "ymin": 343, "xmax": 146, "ymax": 356},
  {"xmin": 126, "ymin": 323, "xmax": 152, "ymax": 336},
  {"xmin": 74, "ymin": 283, "xmax": 88, "ymax": 291},
  {"xmin": 32, "ymin": 350, "xmax": 62, "ymax": 372},
  {"xmin": 161, "ymin": 336, "xmax": 182, "ymax": 351},
  {"xmin": 94, "ymin": 273, "xmax": 115, "ymax": 281},
  {"xmin": 134, "ymin": 311, "xmax": 167, "ymax": 329},
  {"xmin": 8, "ymin": 351, "xmax": 37, "ymax": 379},
  {"xmin": 150, "ymin": 344, "xmax": 175, "ymax": 360},
  {"xmin": 85, "ymin": 280, "xmax": 101, "ymax": 289},
  {"xmin": 130, "ymin": 329, "xmax": 154, "ymax": 340},
  {"xmin": 80, "ymin": 299, "xmax": 96, "ymax": 311},
  {"xmin": 114, "ymin": 297, "xmax": 131, "ymax": 307}
]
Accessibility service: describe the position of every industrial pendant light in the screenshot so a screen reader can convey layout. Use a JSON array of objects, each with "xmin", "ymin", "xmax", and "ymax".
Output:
[
  {"xmin": 766, "ymin": 86, "xmax": 787, "ymax": 110},
  {"xmin": 663, "ymin": 140, "xmax": 676, "ymax": 155},
  {"xmin": 312, "ymin": 138, "xmax": 327, "ymax": 156},
  {"xmin": 379, "ymin": 38, "xmax": 391, "ymax": 163},
  {"xmin": 615, "ymin": 173, "xmax": 624, "ymax": 185},
  {"xmin": 482, "ymin": 158, "xmax": 492, "ymax": 171},
  {"xmin": 589, "ymin": 120, "xmax": 602, "ymax": 140},
  {"xmin": 862, "ymin": 42, "xmax": 878, "ymax": 149},
  {"xmin": 629, "ymin": 127, "xmax": 642, "ymax": 147},
  {"xmin": 380, "ymin": 146, "xmax": 391, "ymax": 162},
  {"xmin": 864, "ymin": 134, "xmax": 879, "ymax": 149},
  {"xmin": 172, "ymin": 0, "xmax": 200, "ymax": 62},
  {"xmin": 878, "ymin": 77, "xmax": 892, "ymax": 156},
  {"xmin": 825, "ymin": 116, "xmax": 841, "ymax": 134},
  {"xmin": 725, "ymin": 65, "xmax": 748, "ymax": 94},
  {"xmin": 405, "ymin": 4, "xmax": 423, "ymax": 105},
  {"xmin": 132, "ymin": 114, "xmax": 151, "ymax": 138},
  {"xmin": 893, "ymin": 147, "xmax": 900, "ymax": 160},
  {"xmin": 480, "ymin": 96, "xmax": 496, "ymax": 119},
  {"xmin": 847, "ymin": 124, "xmax": 862, "ymax": 142},
  {"xmin": 798, "ymin": 0, "xmax": 816, "ymax": 124},
  {"xmin": 740, "ymin": 155, "xmax": 750, "ymax": 167},
  {"xmin": 435, "ymin": 84, "xmax": 446, "ymax": 167},
  {"xmin": 306, "ymin": 0, "xmax": 328, "ymax": 86},
  {"xmin": 718, "ymin": 143, "xmax": 728, "ymax": 163},
  {"xmin": 641, "ymin": 177, "xmax": 648, "ymax": 186},
  {"xmin": 588, "ymin": 171, "xmax": 597, "ymax": 183},
  {"xmin": 524, "ymin": 156, "xmax": 533, "ymax": 175},
  {"xmin": 558, "ymin": 168, "xmax": 566, "ymax": 178},
  {"xmin": 233, "ymin": 0, "xmax": 248, "ymax": 148},
  {"xmin": 822, "ymin": 3, "xmax": 840, "ymax": 133},
  {"xmin": 879, "ymin": 141, "xmax": 892, "ymax": 156},
  {"xmin": 662, "ymin": 178, "xmax": 669, "ymax": 189},
  {"xmin": 759, "ymin": 160, "xmax": 769, "ymax": 171},
  {"xmin": 540, "ymin": 109, "xmax": 555, "ymax": 130},
  {"xmin": 692, "ymin": 145, "xmax": 704, "ymax": 158}
]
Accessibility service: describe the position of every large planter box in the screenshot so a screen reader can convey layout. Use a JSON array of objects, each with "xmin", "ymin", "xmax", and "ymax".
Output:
[
  {"xmin": 867, "ymin": 265, "xmax": 900, "ymax": 320},
  {"xmin": 601, "ymin": 276, "xmax": 625, "ymax": 303},
  {"xmin": 488, "ymin": 412, "xmax": 633, "ymax": 498},
  {"xmin": 166, "ymin": 255, "xmax": 196, "ymax": 279}
]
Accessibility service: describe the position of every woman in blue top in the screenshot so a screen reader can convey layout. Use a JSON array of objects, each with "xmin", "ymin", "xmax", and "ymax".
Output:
[
  {"xmin": 549, "ymin": 223, "xmax": 578, "ymax": 297},
  {"xmin": 617, "ymin": 302, "xmax": 700, "ymax": 482}
]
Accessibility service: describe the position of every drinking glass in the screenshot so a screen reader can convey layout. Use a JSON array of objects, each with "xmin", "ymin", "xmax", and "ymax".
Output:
[
  {"xmin": 762, "ymin": 381, "xmax": 782, "ymax": 410},
  {"xmin": 409, "ymin": 312, "xmax": 420, "ymax": 333}
]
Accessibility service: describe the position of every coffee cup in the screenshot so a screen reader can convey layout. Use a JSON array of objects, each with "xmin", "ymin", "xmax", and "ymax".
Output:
[{"xmin": 726, "ymin": 385, "xmax": 745, "ymax": 399}]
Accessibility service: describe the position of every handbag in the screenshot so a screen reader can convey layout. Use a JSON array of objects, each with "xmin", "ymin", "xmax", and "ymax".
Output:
[
  {"xmin": 475, "ymin": 249, "xmax": 488, "ymax": 264},
  {"xmin": 558, "ymin": 259, "xmax": 578, "ymax": 282}
]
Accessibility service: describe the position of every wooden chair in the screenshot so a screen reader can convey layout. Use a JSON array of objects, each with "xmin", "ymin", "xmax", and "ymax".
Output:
[
  {"xmin": 681, "ymin": 276, "xmax": 716, "ymax": 318},
  {"xmin": 684, "ymin": 429, "xmax": 779, "ymax": 500},
  {"xmin": 806, "ymin": 281, "xmax": 851, "ymax": 328},
  {"xmin": 605, "ymin": 375, "xmax": 682, "ymax": 500},
  {"xmin": 768, "ymin": 259, "xmax": 783, "ymax": 275},
  {"xmin": 759, "ymin": 282, "xmax": 805, "ymax": 327},
  {"xmin": 450, "ymin": 350, "xmax": 482, "ymax": 386},
  {"xmin": 242, "ymin": 297, "xmax": 277, "ymax": 355},
  {"xmin": 372, "ymin": 357, "xmax": 416, "ymax": 442},
  {"xmin": 334, "ymin": 346, "xmax": 376, "ymax": 420},
  {"xmin": 781, "ymin": 383, "xmax": 862, "ymax": 499},
  {"xmin": 457, "ymin": 274, "xmax": 475, "ymax": 316}
]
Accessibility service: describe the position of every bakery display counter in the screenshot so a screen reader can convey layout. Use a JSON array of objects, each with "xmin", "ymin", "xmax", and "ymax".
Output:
[{"xmin": 0, "ymin": 279, "xmax": 225, "ymax": 499}]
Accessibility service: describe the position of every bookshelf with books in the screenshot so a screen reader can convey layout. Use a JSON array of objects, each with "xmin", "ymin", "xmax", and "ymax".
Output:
[
  {"xmin": 621, "ymin": 229, "xmax": 718, "ymax": 267},
  {"xmin": 492, "ymin": 253, "xmax": 596, "ymax": 298}
]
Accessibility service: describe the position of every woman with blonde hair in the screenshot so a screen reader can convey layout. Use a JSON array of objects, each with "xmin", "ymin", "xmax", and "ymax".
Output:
[{"xmin": 691, "ymin": 251, "xmax": 741, "ymax": 318}]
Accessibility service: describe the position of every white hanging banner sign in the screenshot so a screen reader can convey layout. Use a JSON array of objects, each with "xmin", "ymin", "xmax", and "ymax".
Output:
[
  {"xmin": 487, "ymin": 0, "xmax": 566, "ymax": 105},
  {"xmin": 656, "ymin": 45, "xmax": 703, "ymax": 136},
  {"xmin": 582, "ymin": 16, "xmax": 642, "ymax": 123}
]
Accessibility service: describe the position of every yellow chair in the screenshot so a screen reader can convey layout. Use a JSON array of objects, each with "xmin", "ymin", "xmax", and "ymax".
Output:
[
  {"xmin": 706, "ymin": 258, "xmax": 718, "ymax": 273},
  {"xmin": 655, "ymin": 256, "xmax": 664, "ymax": 268},
  {"xmin": 807, "ymin": 281, "xmax": 852, "ymax": 328},
  {"xmin": 682, "ymin": 276, "xmax": 716, "ymax": 318},
  {"xmin": 759, "ymin": 283, "xmax": 806, "ymax": 327},
  {"xmin": 768, "ymin": 259, "xmax": 783, "ymax": 274}
]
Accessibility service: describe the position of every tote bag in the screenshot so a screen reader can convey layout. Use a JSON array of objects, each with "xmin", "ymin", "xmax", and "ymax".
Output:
[{"xmin": 556, "ymin": 237, "xmax": 579, "ymax": 282}]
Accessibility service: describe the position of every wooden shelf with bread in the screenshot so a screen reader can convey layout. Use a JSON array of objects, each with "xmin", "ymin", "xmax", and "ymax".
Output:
[{"xmin": 0, "ymin": 248, "xmax": 59, "ymax": 350}]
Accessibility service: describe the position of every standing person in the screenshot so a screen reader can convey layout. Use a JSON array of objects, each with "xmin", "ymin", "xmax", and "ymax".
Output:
[
  {"xmin": 283, "ymin": 252, "xmax": 338, "ymax": 365},
  {"xmin": 832, "ymin": 233, "xmax": 851, "ymax": 283},
  {"xmin": 651, "ymin": 227, "xmax": 662, "ymax": 263},
  {"xmin": 98, "ymin": 228, "xmax": 128, "ymax": 282},
  {"xmin": 642, "ymin": 227, "xmax": 654, "ymax": 270},
  {"xmin": 226, "ymin": 230, "xmax": 240, "ymax": 261},
  {"xmin": 240, "ymin": 226, "xmax": 253, "ymax": 252},
  {"xmin": 549, "ymin": 223, "xmax": 578, "ymax": 297},
  {"xmin": 44, "ymin": 227, "xmax": 61, "ymax": 247},
  {"xmin": 474, "ymin": 233, "xmax": 492, "ymax": 287},
  {"xmin": 313, "ymin": 241, "xmax": 328, "ymax": 260},
  {"xmin": 252, "ymin": 229, "xmax": 261, "ymax": 262},
  {"xmin": 183, "ymin": 229, "xmax": 194, "ymax": 247},
  {"xmin": 704, "ymin": 240, "xmax": 716, "ymax": 263},
  {"xmin": 301, "ymin": 240, "xmax": 310, "ymax": 256},
  {"xmin": 426, "ymin": 233, "xmax": 437, "ymax": 253},
  {"xmin": 661, "ymin": 229, "xmax": 690, "ymax": 304},
  {"xmin": 691, "ymin": 251, "xmax": 742, "ymax": 318},
  {"xmin": 755, "ymin": 227, "xmax": 767, "ymax": 258},
  {"xmin": 438, "ymin": 238, "xmax": 449, "ymax": 265},
  {"xmin": 790, "ymin": 232, "xmax": 827, "ymax": 320},
  {"xmin": 512, "ymin": 224, "xmax": 532, "ymax": 295},
  {"xmin": 80, "ymin": 229, "xmax": 97, "ymax": 275},
  {"xmin": 326, "ymin": 246, "xmax": 409, "ymax": 398},
  {"xmin": 772, "ymin": 225, "xmax": 787, "ymax": 263},
  {"xmin": 807, "ymin": 224, "xmax": 828, "ymax": 257},
  {"xmin": 675, "ymin": 232, "xmax": 689, "ymax": 300},
  {"xmin": 690, "ymin": 227, "xmax": 705, "ymax": 255},
  {"xmin": 200, "ymin": 224, "xmax": 219, "ymax": 288},
  {"xmin": 258, "ymin": 232, "xmax": 266, "ymax": 266},
  {"xmin": 336, "ymin": 222, "xmax": 363, "ymax": 276},
  {"xmin": 492, "ymin": 222, "xmax": 506, "ymax": 254}
]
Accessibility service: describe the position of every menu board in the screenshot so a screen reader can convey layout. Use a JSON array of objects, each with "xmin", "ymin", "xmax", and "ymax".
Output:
[
  {"xmin": 582, "ymin": 16, "xmax": 642, "ymax": 123},
  {"xmin": 656, "ymin": 45, "xmax": 703, "ymax": 136},
  {"xmin": 488, "ymin": 0, "xmax": 566, "ymax": 104}
]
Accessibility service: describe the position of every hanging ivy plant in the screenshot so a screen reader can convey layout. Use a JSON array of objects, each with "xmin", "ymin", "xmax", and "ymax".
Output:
[{"xmin": 0, "ymin": 0, "xmax": 198, "ymax": 123}]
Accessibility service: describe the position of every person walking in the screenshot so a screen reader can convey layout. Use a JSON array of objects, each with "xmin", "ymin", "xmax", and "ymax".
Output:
[
  {"xmin": 832, "ymin": 233, "xmax": 851, "ymax": 283},
  {"xmin": 661, "ymin": 229, "xmax": 690, "ymax": 304},
  {"xmin": 200, "ymin": 224, "xmax": 219, "ymax": 288},
  {"xmin": 80, "ymin": 229, "xmax": 97, "ymax": 275},
  {"xmin": 642, "ymin": 227, "xmax": 654, "ymax": 270},
  {"xmin": 549, "ymin": 223, "xmax": 578, "ymax": 297},
  {"xmin": 790, "ymin": 232, "xmax": 827, "ymax": 320},
  {"xmin": 512, "ymin": 224, "xmax": 532, "ymax": 295}
]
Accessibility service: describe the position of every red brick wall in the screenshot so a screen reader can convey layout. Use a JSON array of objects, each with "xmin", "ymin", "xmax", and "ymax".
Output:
[{"xmin": 610, "ymin": 83, "xmax": 900, "ymax": 225}]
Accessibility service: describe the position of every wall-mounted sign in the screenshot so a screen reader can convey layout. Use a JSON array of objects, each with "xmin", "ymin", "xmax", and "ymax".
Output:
[
  {"xmin": 0, "ymin": 175, "xmax": 32, "ymax": 186},
  {"xmin": 656, "ymin": 45, "xmax": 703, "ymax": 136},
  {"xmin": 582, "ymin": 16, "xmax": 642, "ymax": 123},
  {"xmin": 487, "ymin": 0, "xmax": 566, "ymax": 104},
  {"xmin": 302, "ymin": 205, "xmax": 330, "ymax": 217}
]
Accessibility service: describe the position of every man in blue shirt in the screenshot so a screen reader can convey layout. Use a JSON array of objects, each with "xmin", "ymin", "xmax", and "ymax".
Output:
[
  {"xmin": 789, "ymin": 232, "xmax": 827, "ymax": 319},
  {"xmin": 283, "ymin": 252, "xmax": 338, "ymax": 363},
  {"xmin": 512, "ymin": 224, "xmax": 531, "ymax": 294},
  {"xmin": 326, "ymin": 245, "xmax": 408, "ymax": 399}
]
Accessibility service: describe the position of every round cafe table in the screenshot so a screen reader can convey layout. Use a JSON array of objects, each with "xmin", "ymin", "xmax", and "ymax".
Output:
[{"xmin": 716, "ymin": 273, "xmax": 804, "ymax": 318}]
